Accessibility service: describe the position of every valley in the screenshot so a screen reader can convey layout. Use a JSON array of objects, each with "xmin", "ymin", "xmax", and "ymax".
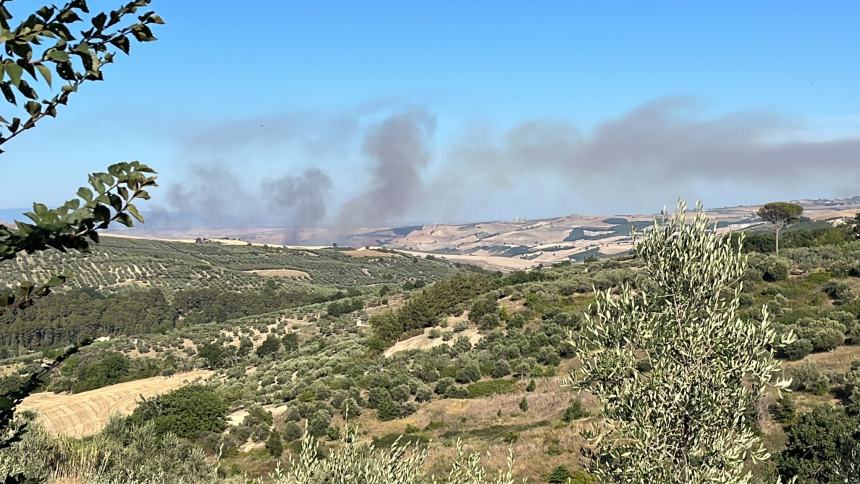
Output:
[{"xmin": 2, "ymin": 221, "xmax": 859, "ymax": 481}]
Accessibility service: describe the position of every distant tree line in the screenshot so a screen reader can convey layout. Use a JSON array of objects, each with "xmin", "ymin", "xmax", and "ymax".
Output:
[
  {"xmin": 0, "ymin": 286, "xmax": 337, "ymax": 349},
  {"xmin": 733, "ymin": 220, "xmax": 856, "ymax": 254}
]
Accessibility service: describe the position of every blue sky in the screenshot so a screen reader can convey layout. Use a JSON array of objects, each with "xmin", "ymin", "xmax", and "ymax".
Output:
[{"xmin": 2, "ymin": 1, "xmax": 859, "ymax": 227}]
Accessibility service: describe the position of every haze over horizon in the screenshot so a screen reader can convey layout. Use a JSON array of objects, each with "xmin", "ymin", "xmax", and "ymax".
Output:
[{"xmin": 2, "ymin": 1, "xmax": 859, "ymax": 229}]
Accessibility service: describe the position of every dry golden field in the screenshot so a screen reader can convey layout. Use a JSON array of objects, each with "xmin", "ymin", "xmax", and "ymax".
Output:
[
  {"xmin": 19, "ymin": 370, "xmax": 213, "ymax": 438},
  {"xmin": 246, "ymin": 268, "xmax": 311, "ymax": 279}
]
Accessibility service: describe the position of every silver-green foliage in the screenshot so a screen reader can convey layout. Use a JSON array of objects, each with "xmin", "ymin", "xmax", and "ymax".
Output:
[
  {"xmin": 570, "ymin": 202, "xmax": 794, "ymax": 483},
  {"xmin": 259, "ymin": 425, "xmax": 522, "ymax": 484},
  {"xmin": 0, "ymin": 417, "xmax": 212, "ymax": 483}
]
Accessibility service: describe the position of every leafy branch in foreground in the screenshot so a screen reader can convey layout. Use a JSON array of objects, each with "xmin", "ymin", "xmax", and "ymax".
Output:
[
  {"xmin": 1, "ymin": 161, "xmax": 157, "ymax": 311},
  {"xmin": 569, "ymin": 201, "xmax": 795, "ymax": 483},
  {"xmin": 0, "ymin": 0, "xmax": 162, "ymax": 150}
]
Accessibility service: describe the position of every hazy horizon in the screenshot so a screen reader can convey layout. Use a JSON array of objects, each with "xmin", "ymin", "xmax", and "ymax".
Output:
[{"xmin": 2, "ymin": 2, "xmax": 859, "ymax": 229}]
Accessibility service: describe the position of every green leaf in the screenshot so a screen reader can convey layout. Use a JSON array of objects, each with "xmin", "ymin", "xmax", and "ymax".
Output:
[
  {"xmin": 25, "ymin": 101, "xmax": 41, "ymax": 116},
  {"xmin": 36, "ymin": 64, "xmax": 52, "ymax": 87},
  {"xmin": 110, "ymin": 36, "xmax": 130, "ymax": 54},
  {"xmin": 77, "ymin": 187, "xmax": 93, "ymax": 201},
  {"xmin": 0, "ymin": 82, "xmax": 15, "ymax": 104},
  {"xmin": 131, "ymin": 24, "xmax": 155, "ymax": 42},
  {"xmin": 93, "ymin": 203, "xmax": 110, "ymax": 222},
  {"xmin": 92, "ymin": 12, "xmax": 107, "ymax": 29},
  {"xmin": 16, "ymin": 79, "xmax": 38, "ymax": 100},
  {"xmin": 127, "ymin": 204, "xmax": 144, "ymax": 222},
  {"xmin": 115, "ymin": 212, "xmax": 133, "ymax": 227},
  {"xmin": 5, "ymin": 62, "xmax": 22, "ymax": 86},
  {"xmin": 108, "ymin": 192, "xmax": 123, "ymax": 212},
  {"xmin": 46, "ymin": 49, "xmax": 70, "ymax": 62}
]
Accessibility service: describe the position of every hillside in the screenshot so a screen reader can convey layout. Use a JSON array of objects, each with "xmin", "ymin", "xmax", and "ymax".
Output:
[
  {"xmin": 2, "ymin": 223, "xmax": 859, "ymax": 481},
  {"xmin": 116, "ymin": 197, "xmax": 860, "ymax": 271}
]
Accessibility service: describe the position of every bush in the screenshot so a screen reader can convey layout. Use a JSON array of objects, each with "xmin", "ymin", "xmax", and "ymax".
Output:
[
  {"xmin": 769, "ymin": 396, "xmax": 796, "ymax": 424},
  {"xmin": 548, "ymin": 465, "xmax": 571, "ymax": 483},
  {"xmin": 752, "ymin": 255, "xmax": 790, "ymax": 281},
  {"xmin": 788, "ymin": 364, "xmax": 831, "ymax": 396},
  {"xmin": 490, "ymin": 359, "xmax": 511, "ymax": 378},
  {"xmin": 780, "ymin": 338, "xmax": 813, "ymax": 360},
  {"xmin": 266, "ymin": 429, "xmax": 283, "ymax": 457},
  {"xmin": 777, "ymin": 405, "xmax": 860, "ymax": 483},
  {"xmin": 562, "ymin": 399, "xmax": 588, "ymax": 422},
  {"xmin": 824, "ymin": 281, "xmax": 854, "ymax": 303},
  {"xmin": 282, "ymin": 421, "xmax": 303, "ymax": 441},
  {"xmin": 129, "ymin": 385, "xmax": 228, "ymax": 440},
  {"xmin": 466, "ymin": 379, "xmax": 517, "ymax": 398},
  {"xmin": 256, "ymin": 334, "xmax": 282, "ymax": 357}
]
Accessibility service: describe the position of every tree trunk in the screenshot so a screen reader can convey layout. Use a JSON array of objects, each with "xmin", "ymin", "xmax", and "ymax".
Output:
[{"xmin": 775, "ymin": 226, "xmax": 781, "ymax": 256}]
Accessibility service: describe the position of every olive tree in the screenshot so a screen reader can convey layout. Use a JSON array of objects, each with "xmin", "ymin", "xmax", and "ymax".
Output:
[
  {"xmin": 570, "ymin": 201, "xmax": 794, "ymax": 483},
  {"xmin": 757, "ymin": 202, "xmax": 803, "ymax": 255}
]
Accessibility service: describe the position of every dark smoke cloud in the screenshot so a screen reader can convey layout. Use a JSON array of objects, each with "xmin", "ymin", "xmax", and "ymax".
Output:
[
  {"xmin": 334, "ymin": 108, "xmax": 436, "ymax": 229},
  {"xmin": 153, "ymin": 162, "xmax": 250, "ymax": 228},
  {"xmin": 147, "ymin": 163, "xmax": 333, "ymax": 230},
  {"xmin": 144, "ymin": 98, "xmax": 860, "ymax": 232},
  {"xmin": 434, "ymin": 98, "xmax": 860, "ymax": 214},
  {"xmin": 261, "ymin": 168, "xmax": 332, "ymax": 227}
]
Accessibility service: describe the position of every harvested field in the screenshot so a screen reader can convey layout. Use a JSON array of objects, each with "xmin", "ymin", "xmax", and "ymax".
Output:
[
  {"xmin": 246, "ymin": 268, "xmax": 311, "ymax": 279},
  {"xmin": 384, "ymin": 323, "xmax": 481, "ymax": 357},
  {"xmin": 342, "ymin": 248, "xmax": 399, "ymax": 258},
  {"xmin": 19, "ymin": 370, "xmax": 213, "ymax": 438},
  {"xmin": 399, "ymin": 251, "xmax": 537, "ymax": 271}
]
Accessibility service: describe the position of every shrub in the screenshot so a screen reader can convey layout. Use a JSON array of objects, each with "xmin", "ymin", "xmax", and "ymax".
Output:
[
  {"xmin": 282, "ymin": 422, "xmax": 303, "ymax": 442},
  {"xmin": 776, "ymin": 405, "xmax": 860, "ymax": 483},
  {"xmin": 256, "ymin": 334, "xmax": 282, "ymax": 357},
  {"xmin": 824, "ymin": 281, "xmax": 854, "ymax": 303},
  {"xmin": 769, "ymin": 396, "xmax": 796, "ymax": 424},
  {"xmin": 129, "ymin": 385, "xmax": 227, "ymax": 440},
  {"xmin": 548, "ymin": 465, "xmax": 571, "ymax": 483},
  {"xmin": 490, "ymin": 359, "xmax": 511, "ymax": 378},
  {"xmin": 752, "ymin": 255, "xmax": 790, "ymax": 281},
  {"xmin": 788, "ymin": 364, "xmax": 831, "ymax": 396},
  {"xmin": 466, "ymin": 379, "xmax": 517, "ymax": 398},
  {"xmin": 266, "ymin": 429, "xmax": 283, "ymax": 457},
  {"xmin": 780, "ymin": 338, "xmax": 814, "ymax": 360},
  {"xmin": 562, "ymin": 399, "xmax": 588, "ymax": 422}
]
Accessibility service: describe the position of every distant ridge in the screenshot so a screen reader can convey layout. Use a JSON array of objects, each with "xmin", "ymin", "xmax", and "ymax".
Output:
[{"xmin": 97, "ymin": 196, "xmax": 860, "ymax": 271}]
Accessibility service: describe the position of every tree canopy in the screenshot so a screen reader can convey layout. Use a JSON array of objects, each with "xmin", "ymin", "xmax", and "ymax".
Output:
[
  {"xmin": 571, "ymin": 202, "xmax": 793, "ymax": 483},
  {"xmin": 758, "ymin": 202, "xmax": 804, "ymax": 255}
]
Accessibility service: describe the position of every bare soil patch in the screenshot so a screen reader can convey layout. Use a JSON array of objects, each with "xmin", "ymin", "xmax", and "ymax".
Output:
[
  {"xmin": 384, "ymin": 324, "xmax": 481, "ymax": 358},
  {"xmin": 247, "ymin": 269, "xmax": 310, "ymax": 279},
  {"xmin": 343, "ymin": 248, "xmax": 400, "ymax": 258}
]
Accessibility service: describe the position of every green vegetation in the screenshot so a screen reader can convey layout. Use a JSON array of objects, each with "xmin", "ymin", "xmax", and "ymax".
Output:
[
  {"xmin": 572, "ymin": 203, "xmax": 792, "ymax": 482},
  {"xmin": 757, "ymin": 201, "xmax": 804, "ymax": 255},
  {"xmin": 466, "ymin": 379, "xmax": 517, "ymax": 398},
  {"xmin": 1, "ymin": 194, "xmax": 859, "ymax": 482},
  {"xmin": 0, "ymin": 417, "xmax": 211, "ymax": 483},
  {"xmin": 129, "ymin": 385, "xmax": 228, "ymax": 440}
]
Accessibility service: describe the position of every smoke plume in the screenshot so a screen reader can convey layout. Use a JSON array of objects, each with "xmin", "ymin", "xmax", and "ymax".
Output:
[{"xmin": 334, "ymin": 108, "xmax": 436, "ymax": 229}]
